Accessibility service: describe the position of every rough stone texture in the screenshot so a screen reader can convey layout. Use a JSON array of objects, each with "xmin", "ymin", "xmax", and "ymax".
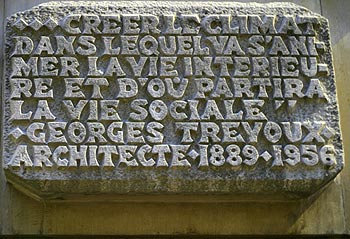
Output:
[
  {"xmin": 2, "ymin": 1, "xmax": 343, "ymax": 200},
  {"xmin": 1, "ymin": 0, "xmax": 350, "ymax": 237}
]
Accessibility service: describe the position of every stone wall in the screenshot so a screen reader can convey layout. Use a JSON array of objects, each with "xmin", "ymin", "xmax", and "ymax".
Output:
[{"xmin": 1, "ymin": 0, "xmax": 350, "ymax": 236}]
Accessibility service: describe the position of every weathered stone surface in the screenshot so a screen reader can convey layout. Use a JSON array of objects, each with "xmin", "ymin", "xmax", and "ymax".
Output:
[{"xmin": 2, "ymin": 1, "xmax": 343, "ymax": 200}]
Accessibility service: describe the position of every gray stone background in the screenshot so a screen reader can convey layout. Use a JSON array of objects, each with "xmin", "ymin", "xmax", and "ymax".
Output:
[{"xmin": 1, "ymin": 0, "xmax": 350, "ymax": 235}]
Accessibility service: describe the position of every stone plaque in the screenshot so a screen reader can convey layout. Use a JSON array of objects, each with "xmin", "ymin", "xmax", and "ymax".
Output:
[{"xmin": 3, "ymin": 2, "xmax": 343, "ymax": 200}]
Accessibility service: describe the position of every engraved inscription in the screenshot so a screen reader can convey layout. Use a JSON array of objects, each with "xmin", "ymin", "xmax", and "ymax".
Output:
[
  {"xmin": 3, "ymin": 2, "xmax": 343, "ymax": 197},
  {"xmin": 6, "ymin": 14, "xmax": 336, "ymax": 167}
]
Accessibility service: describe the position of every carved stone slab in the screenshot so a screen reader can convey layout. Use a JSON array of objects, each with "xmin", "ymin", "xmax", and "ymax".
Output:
[{"xmin": 3, "ymin": 1, "xmax": 343, "ymax": 200}]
